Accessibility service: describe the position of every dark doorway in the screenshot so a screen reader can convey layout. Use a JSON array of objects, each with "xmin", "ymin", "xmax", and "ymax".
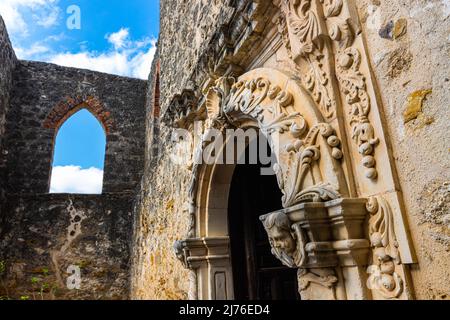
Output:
[{"xmin": 227, "ymin": 142, "xmax": 300, "ymax": 300}]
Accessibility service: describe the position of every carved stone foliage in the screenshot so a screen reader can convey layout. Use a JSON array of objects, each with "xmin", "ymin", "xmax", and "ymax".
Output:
[
  {"xmin": 275, "ymin": 0, "xmax": 379, "ymax": 180},
  {"xmin": 277, "ymin": 0, "xmax": 336, "ymax": 119},
  {"xmin": 366, "ymin": 196, "xmax": 404, "ymax": 299},
  {"xmin": 205, "ymin": 69, "xmax": 344, "ymax": 209},
  {"xmin": 336, "ymin": 48, "xmax": 379, "ymax": 180}
]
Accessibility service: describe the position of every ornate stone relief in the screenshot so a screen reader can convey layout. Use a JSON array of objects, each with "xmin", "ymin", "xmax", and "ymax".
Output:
[
  {"xmin": 335, "ymin": 48, "xmax": 379, "ymax": 180},
  {"xmin": 297, "ymin": 268, "xmax": 338, "ymax": 300},
  {"xmin": 277, "ymin": 0, "xmax": 336, "ymax": 119},
  {"xmin": 260, "ymin": 197, "xmax": 369, "ymax": 299},
  {"xmin": 205, "ymin": 71, "xmax": 345, "ymax": 209},
  {"xmin": 168, "ymin": 0, "xmax": 415, "ymax": 300},
  {"xmin": 178, "ymin": 69, "xmax": 346, "ymax": 238},
  {"xmin": 275, "ymin": 0, "xmax": 379, "ymax": 180},
  {"xmin": 366, "ymin": 196, "xmax": 404, "ymax": 299}
]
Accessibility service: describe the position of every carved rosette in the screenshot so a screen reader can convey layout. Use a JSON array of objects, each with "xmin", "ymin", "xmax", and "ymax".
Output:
[{"xmin": 366, "ymin": 196, "xmax": 404, "ymax": 299}]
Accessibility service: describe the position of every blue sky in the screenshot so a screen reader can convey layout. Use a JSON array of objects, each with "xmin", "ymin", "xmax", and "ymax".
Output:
[
  {"xmin": 0, "ymin": 0, "xmax": 159, "ymax": 78},
  {"xmin": 0, "ymin": 0, "xmax": 159, "ymax": 193},
  {"xmin": 52, "ymin": 109, "xmax": 106, "ymax": 168}
]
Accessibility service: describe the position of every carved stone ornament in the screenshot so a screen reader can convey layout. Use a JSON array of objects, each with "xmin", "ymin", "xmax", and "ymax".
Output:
[
  {"xmin": 297, "ymin": 268, "xmax": 338, "ymax": 300},
  {"xmin": 366, "ymin": 196, "xmax": 404, "ymax": 299},
  {"xmin": 168, "ymin": 1, "xmax": 415, "ymax": 300},
  {"xmin": 180, "ymin": 67, "xmax": 347, "ymax": 238},
  {"xmin": 275, "ymin": 0, "xmax": 379, "ymax": 180},
  {"xmin": 205, "ymin": 69, "xmax": 345, "ymax": 209}
]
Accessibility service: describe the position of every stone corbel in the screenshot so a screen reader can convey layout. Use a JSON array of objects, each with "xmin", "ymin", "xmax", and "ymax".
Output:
[{"xmin": 260, "ymin": 195, "xmax": 370, "ymax": 299}]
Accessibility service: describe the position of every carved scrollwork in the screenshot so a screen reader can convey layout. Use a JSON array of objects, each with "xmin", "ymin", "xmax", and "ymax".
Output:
[
  {"xmin": 223, "ymin": 77, "xmax": 295, "ymax": 126},
  {"xmin": 336, "ymin": 48, "xmax": 379, "ymax": 179},
  {"xmin": 173, "ymin": 240, "xmax": 188, "ymax": 268},
  {"xmin": 297, "ymin": 268, "xmax": 338, "ymax": 299},
  {"xmin": 277, "ymin": 0, "xmax": 335, "ymax": 119},
  {"xmin": 203, "ymin": 72, "xmax": 344, "ymax": 210},
  {"xmin": 274, "ymin": 123, "xmax": 343, "ymax": 208},
  {"xmin": 366, "ymin": 196, "xmax": 404, "ymax": 299},
  {"xmin": 259, "ymin": 182, "xmax": 341, "ymax": 269},
  {"xmin": 276, "ymin": 0, "xmax": 379, "ymax": 180}
]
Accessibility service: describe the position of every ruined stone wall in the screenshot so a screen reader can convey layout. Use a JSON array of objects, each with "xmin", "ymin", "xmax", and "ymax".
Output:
[
  {"xmin": 0, "ymin": 194, "xmax": 132, "ymax": 300},
  {"xmin": 355, "ymin": 0, "xmax": 450, "ymax": 299},
  {"xmin": 0, "ymin": 16, "xmax": 17, "ymax": 205},
  {"xmin": 132, "ymin": 0, "xmax": 449, "ymax": 300},
  {"xmin": 0, "ymin": 59, "xmax": 147, "ymax": 299},
  {"xmin": 4, "ymin": 61, "xmax": 147, "ymax": 194}
]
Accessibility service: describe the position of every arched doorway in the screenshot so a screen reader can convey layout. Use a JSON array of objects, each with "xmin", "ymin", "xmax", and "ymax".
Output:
[{"xmin": 227, "ymin": 140, "xmax": 300, "ymax": 300}]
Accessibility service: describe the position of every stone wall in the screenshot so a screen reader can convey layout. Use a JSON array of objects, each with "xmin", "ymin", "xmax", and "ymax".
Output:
[
  {"xmin": 159, "ymin": 0, "xmax": 234, "ymax": 112},
  {"xmin": 0, "ymin": 16, "xmax": 17, "ymax": 204},
  {"xmin": 131, "ymin": 0, "xmax": 450, "ymax": 300},
  {"xmin": 4, "ymin": 61, "xmax": 147, "ymax": 194},
  {"xmin": 130, "ymin": 47, "xmax": 192, "ymax": 299},
  {"xmin": 355, "ymin": 0, "xmax": 450, "ymax": 299},
  {"xmin": 0, "ymin": 60, "xmax": 147, "ymax": 299},
  {"xmin": 0, "ymin": 194, "xmax": 132, "ymax": 300}
]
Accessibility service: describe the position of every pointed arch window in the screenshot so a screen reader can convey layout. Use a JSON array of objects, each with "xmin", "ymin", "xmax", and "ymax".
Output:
[{"xmin": 49, "ymin": 108, "xmax": 106, "ymax": 194}]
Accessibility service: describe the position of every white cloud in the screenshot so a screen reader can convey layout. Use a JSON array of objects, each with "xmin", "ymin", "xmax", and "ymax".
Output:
[
  {"xmin": 50, "ymin": 165, "xmax": 103, "ymax": 194},
  {"xmin": 130, "ymin": 41, "xmax": 157, "ymax": 79},
  {"xmin": 49, "ymin": 35, "xmax": 156, "ymax": 79},
  {"xmin": 34, "ymin": 5, "xmax": 60, "ymax": 28},
  {"xmin": 50, "ymin": 51, "xmax": 130, "ymax": 75},
  {"xmin": 0, "ymin": 0, "xmax": 60, "ymax": 36},
  {"xmin": 14, "ymin": 42, "xmax": 50, "ymax": 59},
  {"xmin": 106, "ymin": 28, "xmax": 129, "ymax": 49}
]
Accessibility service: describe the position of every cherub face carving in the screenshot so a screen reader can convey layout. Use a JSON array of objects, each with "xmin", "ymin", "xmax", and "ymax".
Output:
[{"xmin": 260, "ymin": 211, "xmax": 296, "ymax": 267}]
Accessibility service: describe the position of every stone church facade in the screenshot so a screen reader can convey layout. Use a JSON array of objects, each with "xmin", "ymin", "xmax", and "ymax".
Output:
[{"xmin": 0, "ymin": 0, "xmax": 449, "ymax": 300}]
